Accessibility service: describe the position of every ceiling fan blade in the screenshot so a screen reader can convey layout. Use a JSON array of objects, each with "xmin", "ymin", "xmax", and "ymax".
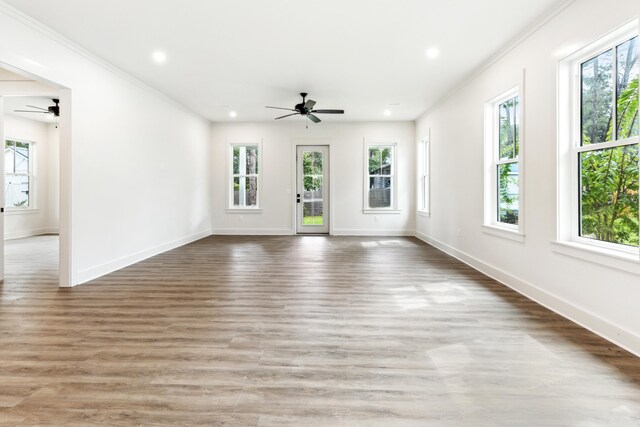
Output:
[
  {"xmin": 266, "ymin": 106, "xmax": 296, "ymax": 111},
  {"xmin": 311, "ymin": 109, "xmax": 344, "ymax": 114},
  {"xmin": 14, "ymin": 110, "xmax": 50, "ymax": 114},
  {"xmin": 274, "ymin": 113, "xmax": 300, "ymax": 120},
  {"xmin": 304, "ymin": 99, "xmax": 316, "ymax": 110},
  {"xmin": 26, "ymin": 105, "xmax": 49, "ymax": 111},
  {"xmin": 307, "ymin": 114, "xmax": 321, "ymax": 123}
]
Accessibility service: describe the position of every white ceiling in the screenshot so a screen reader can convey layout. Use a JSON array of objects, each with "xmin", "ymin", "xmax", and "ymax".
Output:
[
  {"xmin": 4, "ymin": 96, "xmax": 59, "ymax": 123},
  {"xmin": 4, "ymin": 0, "xmax": 564, "ymax": 122}
]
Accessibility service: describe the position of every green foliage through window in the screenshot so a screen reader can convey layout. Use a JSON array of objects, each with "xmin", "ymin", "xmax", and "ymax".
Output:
[
  {"xmin": 495, "ymin": 95, "xmax": 519, "ymax": 225},
  {"xmin": 579, "ymin": 36, "xmax": 639, "ymax": 247}
]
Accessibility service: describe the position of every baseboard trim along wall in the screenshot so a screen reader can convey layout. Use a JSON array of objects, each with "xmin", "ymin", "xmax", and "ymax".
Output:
[
  {"xmin": 77, "ymin": 230, "xmax": 212, "ymax": 285},
  {"xmin": 4, "ymin": 228, "xmax": 60, "ymax": 241},
  {"xmin": 414, "ymin": 231, "xmax": 640, "ymax": 358}
]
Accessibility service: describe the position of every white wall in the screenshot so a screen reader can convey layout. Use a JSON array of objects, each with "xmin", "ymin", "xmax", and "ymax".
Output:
[
  {"xmin": 3, "ymin": 114, "xmax": 59, "ymax": 239},
  {"xmin": 0, "ymin": 4, "xmax": 212, "ymax": 285},
  {"xmin": 211, "ymin": 121, "xmax": 415, "ymax": 235},
  {"xmin": 415, "ymin": 0, "xmax": 640, "ymax": 354}
]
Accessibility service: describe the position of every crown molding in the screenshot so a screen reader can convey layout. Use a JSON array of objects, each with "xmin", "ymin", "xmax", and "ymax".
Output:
[
  {"xmin": 415, "ymin": 0, "xmax": 577, "ymax": 121},
  {"xmin": 0, "ymin": 1, "xmax": 204, "ymax": 120}
]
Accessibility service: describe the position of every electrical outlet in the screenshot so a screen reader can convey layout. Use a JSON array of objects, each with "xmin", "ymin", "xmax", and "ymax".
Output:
[
  {"xmin": 374, "ymin": 216, "xmax": 379, "ymax": 222},
  {"xmin": 456, "ymin": 228, "xmax": 461, "ymax": 236}
]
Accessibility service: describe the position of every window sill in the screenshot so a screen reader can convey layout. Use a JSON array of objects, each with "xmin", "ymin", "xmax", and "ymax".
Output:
[
  {"xmin": 551, "ymin": 240, "xmax": 640, "ymax": 276},
  {"xmin": 226, "ymin": 208, "xmax": 263, "ymax": 214},
  {"xmin": 482, "ymin": 224, "xmax": 525, "ymax": 243},
  {"xmin": 363, "ymin": 209, "xmax": 401, "ymax": 215},
  {"xmin": 417, "ymin": 210, "xmax": 431, "ymax": 218},
  {"xmin": 4, "ymin": 208, "xmax": 39, "ymax": 216}
]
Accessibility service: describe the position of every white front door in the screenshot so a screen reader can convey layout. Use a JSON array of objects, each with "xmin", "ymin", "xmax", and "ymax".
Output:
[{"xmin": 296, "ymin": 145, "xmax": 329, "ymax": 234}]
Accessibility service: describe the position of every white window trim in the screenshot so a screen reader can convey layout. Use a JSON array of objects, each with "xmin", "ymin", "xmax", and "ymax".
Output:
[
  {"xmin": 363, "ymin": 141, "xmax": 399, "ymax": 213},
  {"xmin": 226, "ymin": 140, "xmax": 263, "ymax": 213},
  {"xmin": 4, "ymin": 138, "xmax": 36, "ymax": 212},
  {"xmin": 417, "ymin": 132, "xmax": 431, "ymax": 217},
  {"xmin": 483, "ymin": 76, "xmax": 525, "ymax": 241},
  {"xmin": 556, "ymin": 19, "xmax": 640, "ymax": 269}
]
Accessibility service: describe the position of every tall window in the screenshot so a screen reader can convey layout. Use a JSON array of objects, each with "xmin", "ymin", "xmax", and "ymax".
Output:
[
  {"xmin": 229, "ymin": 143, "xmax": 260, "ymax": 209},
  {"xmin": 365, "ymin": 144, "xmax": 397, "ymax": 210},
  {"xmin": 576, "ymin": 34, "xmax": 638, "ymax": 248},
  {"xmin": 5, "ymin": 140, "xmax": 32, "ymax": 209},
  {"xmin": 484, "ymin": 87, "xmax": 522, "ymax": 233},
  {"xmin": 418, "ymin": 136, "xmax": 430, "ymax": 214}
]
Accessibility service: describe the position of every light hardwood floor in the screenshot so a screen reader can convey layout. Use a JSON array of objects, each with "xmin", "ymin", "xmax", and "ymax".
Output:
[{"xmin": 1, "ymin": 234, "xmax": 639, "ymax": 426}]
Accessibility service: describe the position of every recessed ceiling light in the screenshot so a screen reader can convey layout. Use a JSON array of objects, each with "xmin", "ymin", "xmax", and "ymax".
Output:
[
  {"xmin": 426, "ymin": 47, "xmax": 439, "ymax": 59},
  {"xmin": 152, "ymin": 51, "xmax": 167, "ymax": 63},
  {"xmin": 229, "ymin": 111, "xmax": 237, "ymax": 118},
  {"xmin": 384, "ymin": 110, "xmax": 391, "ymax": 116}
]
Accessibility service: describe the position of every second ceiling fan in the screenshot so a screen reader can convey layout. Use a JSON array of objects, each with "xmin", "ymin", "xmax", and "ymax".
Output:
[{"xmin": 266, "ymin": 93, "xmax": 344, "ymax": 124}]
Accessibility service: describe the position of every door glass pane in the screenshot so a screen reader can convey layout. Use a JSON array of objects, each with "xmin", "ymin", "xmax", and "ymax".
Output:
[
  {"xmin": 303, "ymin": 151, "xmax": 324, "ymax": 225},
  {"xmin": 497, "ymin": 163, "xmax": 519, "ymax": 225},
  {"xmin": 581, "ymin": 49, "xmax": 614, "ymax": 145},
  {"xmin": 369, "ymin": 177, "xmax": 391, "ymax": 208},
  {"xmin": 579, "ymin": 144, "xmax": 639, "ymax": 246},
  {"xmin": 616, "ymin": 37, "xmax": 639, "ymax": 139},
  {"xmin": 499, "ymin": 96, "xmax": 519, "ymax": 160}
]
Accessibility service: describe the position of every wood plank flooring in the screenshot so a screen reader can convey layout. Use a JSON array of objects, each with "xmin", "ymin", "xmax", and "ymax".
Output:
[{"xmin": 1, "ymin": 234, "xmax": 639, "ymax": 426}]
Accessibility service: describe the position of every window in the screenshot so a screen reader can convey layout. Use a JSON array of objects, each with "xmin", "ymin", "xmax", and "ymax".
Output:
[
  {"xmin": 418, "ymin": 135, "xmax": 430, "ymax": 215},
  {"xmin": 5, "ymin": 140, "xmax": 32, "ymax": 209},
  {"xmin": 484, "ymin": 86, "xmax": 523, "ymax": 235},
  {"xmin": 557, "ymin": 21, "xmax": 639, "ymax": 265},
  {"xmin": 577, "ymin": 35, "xmax": 638, "ymax": 249},
  {"xmin": 228, "ymin": 143, "xmax": 260, "ymax": 210},
  {"xmin": 364, "ymin": 143, "xmax": 397, "ymax": 211}
]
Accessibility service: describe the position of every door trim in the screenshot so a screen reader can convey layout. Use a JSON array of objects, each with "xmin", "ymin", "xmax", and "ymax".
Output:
[{"xmin": 290, "ymin": 139, "xmax": 334, "ymax": 235}]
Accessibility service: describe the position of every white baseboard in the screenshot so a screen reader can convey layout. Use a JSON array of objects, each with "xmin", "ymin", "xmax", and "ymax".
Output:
[
  {"xmin": 77, "ymin": 229, "xmax": 212, "ymax": 286},
  {"xmin": 5, "ymin": 227, "xmax": 59, "ymax": 240},
  {"xmin": 211, "ymin": 228, "xmax": 292, "ymax": 236},
  {"xmin": 332, "ymin": 229, "xmax": 415, "ymax": 236},
  {"xmin": 414, "ymin": 231, "xmax": 640, "ymax": 358}
]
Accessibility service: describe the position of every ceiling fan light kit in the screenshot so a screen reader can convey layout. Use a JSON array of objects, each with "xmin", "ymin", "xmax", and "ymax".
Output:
[{"xmin": 266, "ymin": 93, "xmax": 344, "ymax": 128}]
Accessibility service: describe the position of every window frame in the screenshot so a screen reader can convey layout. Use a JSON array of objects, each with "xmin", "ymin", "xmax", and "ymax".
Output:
[
  {"xmin": 557, "ymin": 20, "xmax": 639, "ymax": 268},
  {"xmin": 417, "ymin": 134, "xmax": 431, "ymax": 217},
  {"xmin": 4, "ymin": 138, "xmax": 35, "ymax": 211},
  {"xmin": 226, "ymin": 140, "xmax": 262, "ymax": 213},
  {"xmin": 363, "ymin": 141, "xmax": 399, "ymax": 213},
  {"xmin": 483, "ymin": 83, "xmax": 525, "ymax": 241},
  {"xmin": 572, "ymin": 35, "xmax": 638, "ymax": 254}
]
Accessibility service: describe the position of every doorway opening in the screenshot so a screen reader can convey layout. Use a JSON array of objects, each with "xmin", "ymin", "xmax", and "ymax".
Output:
[
  {"xmin": 0, "ymin": 64, "xmax": 70, "ymax": 287},
  {"xmin": 296, "ymin": 145, "xmax": 329, "ymax": 234}
]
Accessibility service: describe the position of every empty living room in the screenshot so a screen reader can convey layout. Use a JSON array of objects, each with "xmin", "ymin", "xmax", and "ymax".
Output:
[{"xmin": 0, "ymin": 0, "xmax": 639, "ymax": 425}]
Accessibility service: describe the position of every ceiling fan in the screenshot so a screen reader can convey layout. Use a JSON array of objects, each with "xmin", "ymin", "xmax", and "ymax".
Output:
[
  {"xmin": 266, "ymin": 93, "xmax": 344, "ymax": 124},
  {"xmin": 14, "ymin": 98, "xmax": 60, "ymax": 117}
]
